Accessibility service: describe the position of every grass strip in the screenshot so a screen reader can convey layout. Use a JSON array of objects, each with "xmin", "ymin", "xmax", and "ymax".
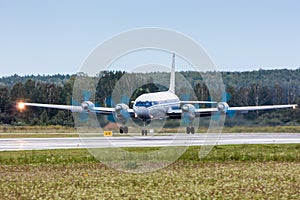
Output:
[
  {"xmin": 1, "ymin": 144, "xmax": 300, "ymax": 165},
  {"xmin": 0, "ymin": 144, "xmax": 299, "ymax": 199}
]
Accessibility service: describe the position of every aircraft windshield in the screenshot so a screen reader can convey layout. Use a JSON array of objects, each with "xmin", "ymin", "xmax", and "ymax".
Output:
[{"xmin": 135, "ymin": 101, "xmax": 157, "ymax": 108}]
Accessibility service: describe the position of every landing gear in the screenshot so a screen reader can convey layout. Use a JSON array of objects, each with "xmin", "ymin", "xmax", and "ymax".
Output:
[
  {"xmin": 191, "ymin": 127, "xmax": 195, "ymax": 134},
  {"xmin": 141, "ymin": 120, "xmax": 148, "ymax": 136},
  {"xmin": 142, "ymin": 129, "xmax": 148, "ymax": 136},
  {"xmin": 119, "ymin": 126, "xmax": 128, "ymax": 134},
  {"xmin": 186, "ymin": 126, "xmax": 195, "ymax": 134}
]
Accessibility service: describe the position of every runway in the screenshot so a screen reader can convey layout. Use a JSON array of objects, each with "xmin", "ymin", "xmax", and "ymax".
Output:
[{"xmin": 1, "ymin": 133, "xmax": 300, "ymax": 151}]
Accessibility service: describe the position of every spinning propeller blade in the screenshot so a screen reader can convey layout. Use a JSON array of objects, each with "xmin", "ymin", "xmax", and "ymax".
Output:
[
  {"xmin": 72, "ymin": 90, "xmax": 94, "ymax": 122},
  {"xmin": 212, "ymin": 92, "xmax": 235, "ymax": 121}
]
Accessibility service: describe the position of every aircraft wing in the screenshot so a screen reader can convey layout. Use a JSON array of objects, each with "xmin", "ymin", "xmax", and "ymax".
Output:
[
  {"xmin": 167, "ymin": 104, "xmax": 297, "ymax": 119},
  {"xmin": 167, "ymin": 107, "xmax": 217, "ymax": 119},
  {"xmin": 228, "ymin": 104, "xmax": 297, "ymax": 112},
  {"xmin": 180, "ymin": 101, "xmax": 216, "ymax": 104},
  {"xmin": 93, "ymin": 107, "xmax": 115, "ymax": 115},
  {"xmin": 18, "ymin": 102, "xmax": 134, "ymax": 116},
  {"xmin": 150, "ymin": 101, "xmax": 216, "ymax": 110},
  {"xmin": 19, "ymin": 102, "xmax": 83, "ymax": 112},
  {"xmin": 93, "ymin": 107, "xmax": 134, "ymax": 115}
]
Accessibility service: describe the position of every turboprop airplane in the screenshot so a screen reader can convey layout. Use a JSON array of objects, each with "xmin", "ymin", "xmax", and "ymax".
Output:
[{"xmin": 17, "ymin": 54, "xmax": 297, "ymax": 135}]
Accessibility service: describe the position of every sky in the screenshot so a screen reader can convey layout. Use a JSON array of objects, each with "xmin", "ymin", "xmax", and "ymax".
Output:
[{"xmin": 0, "ymin": 0, "xmax": 300, "ymax": 77}]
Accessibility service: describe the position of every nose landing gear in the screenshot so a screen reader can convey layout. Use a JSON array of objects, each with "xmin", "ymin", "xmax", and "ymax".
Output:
[
  {"xmin": 141, "ymin": 120, "xmax": 148, "ymax": 136},
  {"xmin": 119, "ymin": 126, "xmax": 128, "ymax": 134}
]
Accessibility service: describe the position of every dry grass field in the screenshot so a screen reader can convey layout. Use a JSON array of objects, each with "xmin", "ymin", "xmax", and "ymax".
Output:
[{"xmin": 0, "ymin": 145, "xmax": 299, "ymax": 199}]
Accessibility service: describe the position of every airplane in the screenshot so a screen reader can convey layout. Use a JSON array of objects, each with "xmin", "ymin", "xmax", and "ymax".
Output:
[{"xmin": 17, "ymin": 53, "xmax": 297, "ymax": 135}]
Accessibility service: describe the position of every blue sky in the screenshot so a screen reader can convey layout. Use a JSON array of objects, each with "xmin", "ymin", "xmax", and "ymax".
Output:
[{"xmin": 0, "ymin": 0, "xmax": 300, "ymax": 76}]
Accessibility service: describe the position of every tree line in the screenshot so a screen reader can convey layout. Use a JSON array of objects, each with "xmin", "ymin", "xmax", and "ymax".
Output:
[{"xmin": 0, "ymin": 69, "xmax": 300, "ymax": 127}]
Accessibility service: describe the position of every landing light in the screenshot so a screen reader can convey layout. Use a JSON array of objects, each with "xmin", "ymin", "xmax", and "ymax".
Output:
[{"xmin": 17, "ymin": 102, "xmax": 25, "ymax": 110}]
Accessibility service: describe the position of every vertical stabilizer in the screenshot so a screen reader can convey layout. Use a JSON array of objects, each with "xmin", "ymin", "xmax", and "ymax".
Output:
[{"xmin": 168, "ymin": 53, "xmax": 175, "ymax": 93}]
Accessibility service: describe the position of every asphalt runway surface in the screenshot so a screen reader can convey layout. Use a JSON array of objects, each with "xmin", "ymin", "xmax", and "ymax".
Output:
[{"xmin": 1, "ymin": 133, "xmax": 300, "ymax": 151}]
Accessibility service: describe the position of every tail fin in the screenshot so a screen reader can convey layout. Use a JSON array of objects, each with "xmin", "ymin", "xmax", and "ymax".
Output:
[{"xmin": 168, "ymin": 53, "xmax": 175, "ymax": 93}]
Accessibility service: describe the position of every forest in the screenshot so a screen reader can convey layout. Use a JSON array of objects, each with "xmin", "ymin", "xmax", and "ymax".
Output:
[{"xmin": 0, "ymin": 68, "xmax": 300, "ymax": 127}]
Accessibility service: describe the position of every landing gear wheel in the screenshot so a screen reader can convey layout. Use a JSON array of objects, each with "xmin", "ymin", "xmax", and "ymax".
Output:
[
  {"xmin": 142, "ymin": 120, "xmax": 148, "ymax": 136},
  {"xmin": 120, "ymin": 126, "xmax": 128, "ymax": 134},
  {"xmin": 190, "ymin": 127, "xmax": 195, "ymax": 134},
  {"xmin": 142, "ymin": 129, "xmax": 148, "ymax": 136},
  {"xmin": 186, "ymin": 127, "xmax": 190, "ymax": 134},
  {"xmin": 124, "ymin": 126, "xmax": 128, "ymax": 134}
]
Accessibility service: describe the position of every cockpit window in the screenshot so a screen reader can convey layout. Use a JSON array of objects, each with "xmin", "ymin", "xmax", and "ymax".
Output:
[{"xmin": 135, "ymin": 101, "xmax": 153, "ymax": 107}]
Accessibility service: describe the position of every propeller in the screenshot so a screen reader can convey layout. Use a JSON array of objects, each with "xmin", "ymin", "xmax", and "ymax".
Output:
[
  {"xmin": 181, "ymin": 104, "xmax": 196, "ymax": 125},
  {"xmin": 180, "ymin": 93, "xmax": 190, "ymax": 101},
  {"xmin": 105, "ymin": 96, "xmax": 115, "ymax": 107},
  {"xmin": 182, "ymin": 113, "xmax": 191, "ymax": 124},
  {"xmin": 71, "ymin": 90, "xmax": 93, "ymax": 105},
  {"xmin": 82, "ymin": 91, "xmax": 92, "ymax": 101},
  {"xmin": 224, "ymin": 92, "xmax": 236, "ymax": 118},
  {"xmin": 106, "ymin": 95, "xmax": 130, "ymax": 106},
  {"xmin": 212, "ymin": 92, "xmax": 236, "ymax": 121},
  {"xmin": 182, "ymin": 104, "xmax": 190, "ymax": 124},
  {"xmin": 121, "ymin": 95, "xmax": 130, "ymax": 105},
  {"xmin": 180, "ymin": 93, "xmax": 191, "ymax": 124},
  {"xmin": 71, "ymin": 90, "xmax": 93, "ymax": 122},
  {"xmin": 106, "ymin": 95, "xmax": 130, "ymax": 122},
  {"xmin": 180, "ymin": 93, "xmax": 200, "ymax": 108},
  {"xmin": 79, "ymin": 112, "xmax": 89, "ymax": 122}
]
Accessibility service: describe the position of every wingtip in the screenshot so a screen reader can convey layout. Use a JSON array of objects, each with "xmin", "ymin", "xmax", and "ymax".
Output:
[
  {"xmin": 293, "ymin": 104, "xmax": 297, "ymax": 109},
  {"xmin": 17, "ymin": 101, "xmax": 26, "ymax": 111}
]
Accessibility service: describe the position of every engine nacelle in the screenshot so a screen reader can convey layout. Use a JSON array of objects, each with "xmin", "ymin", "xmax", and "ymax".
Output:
[
  {"xmin": 217, "ymin": 102, "xmax": 229, "ymax": 113},
  {"xmin": 181, "ymin": 104, "xmax": 196, "ymax": 124},
  {"xmin": 114, "ymin": 103, "xmax": 130, "ymax": 124},
  {"xmin": 81, "ymin": 101, "xmax": 95, "ymax": 112}
]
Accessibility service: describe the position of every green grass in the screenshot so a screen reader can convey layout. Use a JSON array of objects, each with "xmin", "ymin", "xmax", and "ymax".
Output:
[
  {"xmin": 0, "ymin": 125, "xmax": 76, "ymax": 133},
  {"xmin": 222, "ymin": 125, "xmax": 300, "ymax": 133},
  {"xmin": 1, "ymin": 161, "xmax": 299, "ymax": 199},
  {"xmin": 1, "ymin": 144, "xmax": 300, "ymax": 165},
  {"xmin": 0, "ymin": 144, "xmax": 300, "ymax": 199}
]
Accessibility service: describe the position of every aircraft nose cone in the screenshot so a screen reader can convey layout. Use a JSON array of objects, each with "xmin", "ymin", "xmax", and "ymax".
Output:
[{"xmin": 134, "ymin": 107, "xmax": 151, "ymax": 120}]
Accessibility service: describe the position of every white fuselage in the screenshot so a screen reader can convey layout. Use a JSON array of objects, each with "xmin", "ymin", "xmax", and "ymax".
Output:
[{"xmin": 133, "ymin": 91, "xmax": 180, "ymax": 120}]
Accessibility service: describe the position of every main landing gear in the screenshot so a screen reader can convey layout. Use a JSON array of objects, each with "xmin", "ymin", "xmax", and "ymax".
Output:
[
  {"xmin": 142, "ymin": 129, "xmax": 147, "ymax": 136},
  {"xmin": 186, "ymin": 126, "xmax": 195, "ymax": 134},
  {"xmin": 119, "ymin": 126, "xmax": 128, "ymax": 134}
]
